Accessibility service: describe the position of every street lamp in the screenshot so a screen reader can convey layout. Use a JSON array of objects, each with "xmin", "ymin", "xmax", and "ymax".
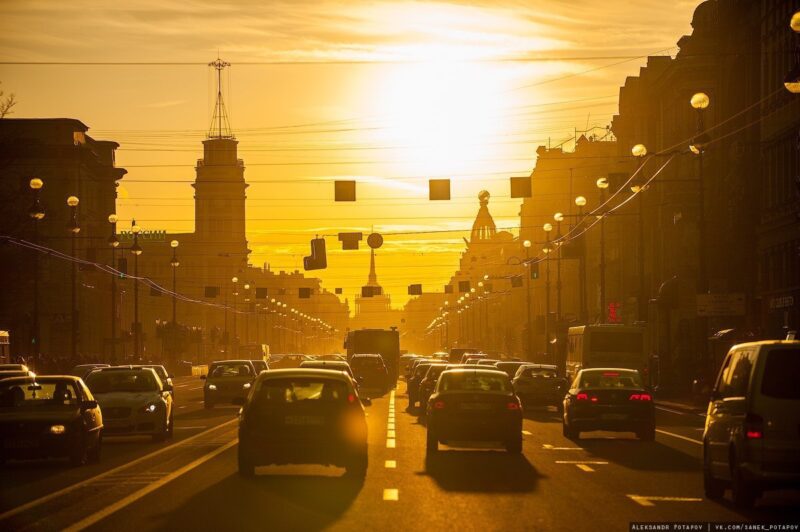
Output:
[
  {"xmin": 67, "ymin": 195, "xmax": 80, "ymax": 361},
  {"xmin": 170, "ymin": 240, "xmax": 179, "ymax": 328},
  {"xmin": 691, "ymin": 92, "xmax": 711, "ymax": 369},
  {"xmin": 231, "ymin": 276, "xmax": 239, "ymax": 352},
  {"xmin": 130, "ymin": 220, "xmax": 143, "ymax": 359},
  {"xmin": 523, "ymin": 239, "xmax": 533, "ymax": 361},
  {"xmin": 108, "ymin": 214, "xmax": 119, "ymax": 361},
  {"xmin": 543, "ymin": 222, "xmax": 553, "ymax": 356},
  {"xmin": 574, "ymin": 196, "xmax": 588, "ymax": 322},
  {"xmin": 553, "ymin": 212, "xmax": 564, "ymax": 325},
  {"xmin": 632, "ymin": 144, "xmax": 648, "ymax": 322},
  {"xmin": 29, "ymin": 178, "xmax": 45, "ymax": 360},
  {"xmin": 596, "ymin": 177, "xmax": 610, "ymax": 323},
  {"xmin": 788, "ymin": 11, "xmax": 800, "ymax": 93},
  {"xmin": 243, "ymin": 283, "xmax": 251, "ymax": 345}
]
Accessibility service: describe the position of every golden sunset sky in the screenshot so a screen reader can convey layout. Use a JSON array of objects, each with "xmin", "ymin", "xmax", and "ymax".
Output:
[{"xmin": 0, "ymin": 0, "xmax": 697, "ymax": 308}]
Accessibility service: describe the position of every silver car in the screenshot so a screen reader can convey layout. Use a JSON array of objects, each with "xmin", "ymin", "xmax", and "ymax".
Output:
[{"xmin": 703, "ymin": 340, "xmax": 800, "ymax": 508}]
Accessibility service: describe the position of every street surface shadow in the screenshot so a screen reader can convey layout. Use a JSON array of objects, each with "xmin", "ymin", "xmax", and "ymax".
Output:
[
  {"xmin": 158, "ymin": 471, "xmax": 362, "ymax": 532},
  {"xmin": 423, "ymin": 450, "xmax": 540, "ymax": 493},
  {"xmin": 523, "ymin": 407, "xmax": 561, "ymax": 423},
  {"xmin": 573, "ymin": 435, "xmax": 701, "ymax": 472}
]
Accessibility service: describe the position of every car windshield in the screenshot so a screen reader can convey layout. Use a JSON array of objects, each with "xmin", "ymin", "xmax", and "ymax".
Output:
[
  {"xmin": 578, "ymin": 370, "xmax": 642, "ymax": 389},
  {"xmin": 210, "ymin": 363, "xmax": 252, "ymax": 378},
  {"xmin": 760, "ymin": 348, "xmax": 800, "ymax": 400},
  {"xmin": 256, "ymin": 378, "xmax": 349, "ymax": 404},
  {"xmin": 86, "ymin": 371, "xmax": 159, "ymax": 393},
  {"xmin": 0, "ymin": 381, "xmax": 80, "ymax": 408},
  {"xmin": 441, "ymin": 372, "xmax": 511, "ymax": 393}
]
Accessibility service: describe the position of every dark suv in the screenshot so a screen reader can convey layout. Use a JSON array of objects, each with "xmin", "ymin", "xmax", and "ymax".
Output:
[{"xmin": 349, "ymin": 354, "xmax": 389, "ymax": 395}]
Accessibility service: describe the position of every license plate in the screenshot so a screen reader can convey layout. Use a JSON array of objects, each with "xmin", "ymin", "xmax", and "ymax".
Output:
[
  {"xmin": 284, "ymin": 415, "xmax": 324, "ymax": 426},
  {"xmin": 601, "ymin": 413, "xmax": 627, "ymax": 420},
  {"xmin": 4, "ymin": 439, "xmax": 38, "ymax": 449},
  {"xmin": 460, "ymin": 403, "xmax": 492, "ymax": 411}
]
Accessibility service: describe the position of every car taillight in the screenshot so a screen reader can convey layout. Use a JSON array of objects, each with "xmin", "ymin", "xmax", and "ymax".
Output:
[
  {"xmin": 745, "ymin": 412, "xmax": 763, "ymax": 439},
  {"xmin": 576, "ymin": 393, "xmax": 589, "ymax": 401},
  {"xmin": 348, "ymin": 393, "xmax": 356, "ymax": 404},
  {"xmin": 629, "ymin": 393, "xmax": 652, "ymax": 401},
  {"xmin": 433, "ymin": 400, "xmax": 446, "ymax": 409},
  {"xmin": 506, "ymin": 402, "xmax": 521, "ymax": 411}
]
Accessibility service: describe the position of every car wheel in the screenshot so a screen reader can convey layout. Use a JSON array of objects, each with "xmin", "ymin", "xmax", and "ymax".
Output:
[
  {"xmin": 505, "ymin": 438, "xmax": 522, "ymax": 454},
  {"xmin": 88, "ymin": 431, "xmax": 102, "ymax": 463},
  {"xmin": 344, "ymin": 452, "xmax": 368, "ymax": 479},
  {"xmin": 562, "ymin": 413, "xmax": 579, "ymax": 440},
  {"xmin": 238, "ymin": 449, "xmax": 256, "ymax": 478},
  {"xmin": 152, "ymin": 418, "xmax": 169, "ymax": 443},
  {"xmin": 731, "ymin": 457, "xmax": 758, "ymax": 508},
  {"xmin": 69, "ymin": 436, "xmax": 89, "ymax": 467},
  {"xmin": 166, "ymin": 413, "xmax": 174, "ymax": 439},
  {"xmin": 426, "ymin": 427, "xmax": 438, "ymax": 454},
  {"xmin": 703, "ymin": 444, "xmax": 725, "ymax": 500}
]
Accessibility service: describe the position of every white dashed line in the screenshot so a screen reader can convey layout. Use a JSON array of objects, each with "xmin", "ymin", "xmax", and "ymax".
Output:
[
  {"xmin": 627, "ymin": 495, "xmax": 703, "ymax": 507},
  {"xmin": 386, "ymin": 439, "xmax": 396, "ymax": 448},
  {"xmin": 383, "ymin": 489, "xmax": 399, "ymax": 501},
  {"xmin": 385, "ymin": 460, "xmax": 397, "ymax": 469},
  {"xmin": 576, "ymin": 464, "xmax": 595, "ymax": 472},
  {"xmin": 522, "ymin": 430, "xmax": 532, "ymax": 436},
  {"xmin": 387, "ymin": 430, "xmax": 396, "ymax": 438},
  {"xmin": 555, "ymin": 461, "xmax": 609, "ymax": 465},
  {"xmin": 542, "ymin": 444, "xmax": 583, "ymax": 451},
  {"xmin": 655, "ymin": 429, "xmax": 702, "ymax": 445}
]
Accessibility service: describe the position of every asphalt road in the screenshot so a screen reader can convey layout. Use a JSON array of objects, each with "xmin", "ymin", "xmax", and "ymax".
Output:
[{"xmin": 2, "ymin": 377, "xmax": 799, "ymax": 531}]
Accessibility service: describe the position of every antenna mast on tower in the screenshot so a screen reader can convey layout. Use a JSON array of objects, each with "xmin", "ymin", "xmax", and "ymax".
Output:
[{"xmin": 208, "ymin": 57, "xmax": 233, "ymax": 139}]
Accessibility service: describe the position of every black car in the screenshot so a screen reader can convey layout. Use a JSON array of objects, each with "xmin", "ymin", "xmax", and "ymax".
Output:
[
  {"xmin": 407, "ymin": 362, "xmax": 433, "ymax": 410},
  {"xmin": 349, "ymin": 354, "xmax": 388, "ymax": 395},
  {"xmin": 512, "ymin": 364, "xmax": 567, "ymax": 411},
  {"xmin": 426, "ymin": 369, "xmax": 523, "ymax": 454},
  {"xmin": 562, "ymin": 368, "xmax": 655, "ymax": 440},
  {"xmin": 495, "ymin": 361, "xmax": 532, "ymax": 379},
  {"xmin": 0, "ymin": 375, "xmax": 103, "ymax": 466},
  {"xmin": 237, "ymin": 369, "xmax": 369, "ymax": 478},
  {"xmin": 417, "ymin": 364, "xmax": 448, "ymax": 415}
]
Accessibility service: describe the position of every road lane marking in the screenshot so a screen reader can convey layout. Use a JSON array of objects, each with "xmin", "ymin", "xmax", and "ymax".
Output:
[
  {"xmin": 542, "ymin": 444, "xmax": 583, "ymax": 451},
  {"xmin": 0, "ymin": 419, "xmax": 237, "ymax": 522},
  {"xmin": 383, "ymin": 489, "xmax": 399, "ymax": 501},
  {"xmin": 64, "ymin": 439, "xmax": 238, "ymax": 531},
  {"xmin": 555, "ymin": 461, "xmax": 608, "ymax": 465},
  {"xmin": 627, "ymin": 495, "xmax": 703, "ymax": 507},
  {"xmin": 387, "ymin": 422, "xmax": 395, "ymax": 430},
  {"xmin": 174, "ymin": 426, "xmax": 207, "ymax": 430},
  {"xmin": 387, "ymin": 430, "xmax": 396, "ymax": 438},
  {"xmin": 178, "ymin": 406, "xmax": 187, "ymax": 409},
  {"xmin": 522, "ymin": 430, "xmax": 532, "ymax": 436},
  {"xmin": 385, "ymin": 460, "xmax": 397, "ymax": 469},
  {"xmin": 386, "ymin": 439, "xmax": 396, "ymax": 448},
  {"xmin": 655, "ymin": 429, "xmax": 702, "ymax": 445},
  {"xmin": 576, "ymin": 464, "xmax": 595, "ymax": 472}
]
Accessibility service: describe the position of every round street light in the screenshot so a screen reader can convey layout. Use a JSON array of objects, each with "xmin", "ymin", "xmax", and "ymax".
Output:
[
  {"xmin": 631, "ymin": 144, "xmax": 647, "ymax": 158},
  {"xmin": 690, "ymin": 92, "xmax": 710, "ymax": 110},
  {"xmin": 523, "ymin": 239, "xmax": 532, "ymax": 248},
  {"xmin": 596, "ymin": 177, "xmax": 609, "ymax": 189},
  {"xmin": 574, "ymin": 196, "xmax": 587, "ymax": 207},
  {"xmin": 554, "ymin": 212, "xmax": 564, "ymax": 222},
  {"xmin": 543, "ymin": 223, "xmax": 553, "ymax": 232},
  {"xmin": 29, "ymin": 178, "xmax": 44, "ymax": 190},
  {"xmin": 67, "ymin": 196, "xmax": 79, "ymax": 207},
  {"xmin": 791, "ymin": 10, "xmax": 800, "ymax": 32},
  {"xmin": 170, "ymin": 239, "xmax": 179, "ymax": 248},
  {"xmin": 232, "ymin": 276, "xmax": 238, "ymax": 283}
]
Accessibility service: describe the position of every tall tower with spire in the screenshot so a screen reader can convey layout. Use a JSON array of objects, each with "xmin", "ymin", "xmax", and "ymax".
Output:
[
  {"xmin": 353, "ymin": 248, "xmax": 398, "ymax": 329},
  {"xmin": 367, "ymin": 249, "xmax": 379, "ymax": 287},
  {"xmin": 192, "ymin": 58, "xmax": 248, "ymax": 254}
]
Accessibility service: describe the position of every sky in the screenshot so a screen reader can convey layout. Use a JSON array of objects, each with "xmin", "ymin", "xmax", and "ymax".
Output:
[{"xmin": 0, "ymin": 0, "xmax": 697, "ymax": 309}]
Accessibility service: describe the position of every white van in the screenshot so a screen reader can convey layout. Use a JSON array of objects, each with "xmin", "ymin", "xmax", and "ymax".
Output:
[{"xmin": 703, "ymin": 340, "xmax": 800, "ymax": 508}]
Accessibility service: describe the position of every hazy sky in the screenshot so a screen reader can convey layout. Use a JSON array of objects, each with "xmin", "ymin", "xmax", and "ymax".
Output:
[{"xmin": 0, "ymin": 0, "xmax": 697, "ymax": 308}]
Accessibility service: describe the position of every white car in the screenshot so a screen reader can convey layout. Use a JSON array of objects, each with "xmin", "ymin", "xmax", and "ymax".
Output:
[{"xmin": 84, "ymin": 366, "xmax": 174, "ymax": 442}]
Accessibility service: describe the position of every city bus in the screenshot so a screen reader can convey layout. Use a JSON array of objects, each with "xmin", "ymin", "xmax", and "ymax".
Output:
[
  {"xmin": 566, "ymin": 324, "xmax": 650, "ymax": 384},
  {"xmin": 344, "ymin": 328, "xmax": 401, "ymax": 385}
]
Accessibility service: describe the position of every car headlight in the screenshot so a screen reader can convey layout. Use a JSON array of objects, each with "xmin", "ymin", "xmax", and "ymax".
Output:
[
  {"xmin": 207, "ymin": 384, "xmax": 217, "ymax": 391},
  {"xmin": 142, "ymin": 402, "xmax": 160, "ymax": 414},
  {"xmin": 50, "ymin": 424, "xmax": 66, "ymax": 435},
  {"xmin": 243, "ymin": 383, "xmax": 251, "ymax": 390}
]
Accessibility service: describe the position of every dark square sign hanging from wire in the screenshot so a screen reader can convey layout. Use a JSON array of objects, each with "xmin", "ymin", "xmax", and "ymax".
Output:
[
  {"xmin": 429, "ymin": 179, "xmax": 451, "ymax": 200},
  {"xmin": 335, "ymin": 180, "xmax": 356, "ymax": 201}
]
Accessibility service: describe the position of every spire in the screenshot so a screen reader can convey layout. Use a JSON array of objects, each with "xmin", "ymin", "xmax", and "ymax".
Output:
[
  {"xmin": 470, "ymin": 190, "xmax": 497, "ymax": 242},
  {"xmin": 208, "ymin": 57, "xmax": 234, "ymax": 139},
  {"xmin": 367, "ymin": 248, "xmax": 378, "ymax": 286}
]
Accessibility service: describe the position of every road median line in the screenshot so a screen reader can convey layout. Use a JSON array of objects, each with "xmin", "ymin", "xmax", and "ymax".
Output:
[
  {"xmin": 655, "ymin": 429, "xmax": 702, "ymax": 445},
  {"xmin": 0, "ymin": 418, "xmax": 237, "ymax": 522}
]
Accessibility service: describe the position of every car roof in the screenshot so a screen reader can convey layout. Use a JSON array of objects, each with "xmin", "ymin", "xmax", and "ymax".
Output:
[
  {"xmin": 442, "ymin": 368, "xmax": 509, "ymax": 377},
  {"xmin": 578, "ymin": 367, "xmax": 640, "ymax": 374},
  {"xmin": 731, "ymin": 340, "xmax": 800, "ymax": 349},
  {"xmin": 0, "ymin": 375, "xmax": 81, "ymax": 384},
  {"xmin": 351, "ymin": 353, "xmax": 382, "ymax": 357},
  {"xmin": 258, "ymin": 368, "xmax": 353, "ymax": 381},
  {"xmin": 301, "ymin": 360, "xmax": 349, "ymax": 367},
  {"xmin": 211, "ymin": 359, "xmax": 254, "ymax": 364},
  {"xmin": 525, "ymin": 364, "xmax": 558, "ymax": 370}
]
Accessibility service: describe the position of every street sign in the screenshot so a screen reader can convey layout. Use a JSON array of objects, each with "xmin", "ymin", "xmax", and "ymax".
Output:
[{"xmin": 696, "ymin": 293, "xmax": 746, "ymax": 317}]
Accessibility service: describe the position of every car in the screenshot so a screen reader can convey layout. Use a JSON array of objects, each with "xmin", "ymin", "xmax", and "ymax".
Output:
[
  {"xmin": 69, "ymin": 364, "xmax": 110, "ymax": 380},
  {"xmin": 417, "ymin": 364, "xmax": 449, "ymax": 415},
  {"xmin": 406, "ymin": 357, "xmax": 432, "ymax": 379},
  {"xmin": 512, "ymin": 364, "xmax": 567, "ymax": 411},
  {"xmin": 0, "ymin": 375, "xmax": 103, "ymax": 466},
  {"xmin": 476, "ymin": 359, "xmax": 501, "ymax": 367},
  {"xmin": 135, "ymin": 365, "xmax": 174, "ymax": 397},
  {"xmin": 0, "ymin": 370, "xmax": 35, "ymax": 381},
  {"xmin": 300, "ymin": 360, "xmax": 356, "ymax": 382},
  {"xmin": 702, "ymin": 340, "xmax": 800, "ymax": 508},
  {"xmin": 317, "ymin": 354, "xmax": 347, "ymax": 362},
  {"xmin": 426, "ymin": 368, "xmax": 522, "ymax": 454},
  {"xmin": 84, "ymin": 367, "xmax": 174, "ymax": 442},
  {"xmin": 495, "ymin": 361, "xmax": 532, "ymax": 379},
  {"xmin": 270, "ymin": 354, "xmax": 313, "ymax": 369},
  {"xmin": 349, "ymin": 354, "xmax": 389, "ymax": 395},
  {"xmin": 202, "ymin": 360, "xmax": 256, "ymax": 408},
  {"xmin": 407, "ymin": 362, "xmax": 434, "ymax": 410},
  {"xmin": 250, "ymin": 360, "xmax": 269, "ymax": 374},
  {"xmin": 463, "ymin": 354, "xmax": 488, "ymax": 364},
  {"xmin": 237, "ymin": 369, "xmax": 369, "ymax": 478},
  {"xmin": 400, "ymin": 354, "xmax": 420, "ymax": 374},
  {"xmin": 0, "ymin": 364, "xmax": 29, "ymax": 372},
  {"xmin": 561, "ymin": 368, "xmax": 655, "ymax": 441},
  {"xmin": 448, "ymin": 348, "xmax": 481, "ymax": 364}
]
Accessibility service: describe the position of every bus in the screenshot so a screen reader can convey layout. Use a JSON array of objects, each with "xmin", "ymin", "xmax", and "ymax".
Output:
[
  {"xmin": 344, "ymin": 329, "xmax": 401, "ymax": 385},
  {"xmin": 566, "ymin": 325, "xmax": 650, "ymax": 384}
]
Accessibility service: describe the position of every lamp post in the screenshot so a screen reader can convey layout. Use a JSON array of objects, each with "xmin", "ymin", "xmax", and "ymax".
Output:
[
  {"xmin": 553, "ymin": 212, "xmax": 564, "ymax": 325},
  {"xmin": 108, "ymin": 214, "xmax": 119, "ymax": 361},
  {"xmin": 130, "ymin": 220, "xmax": 143, "ymax": 360},
  {"xmin": 543, "ymin": 223, "xmax": 553, "ymax": 355},
  {"xmin": 29, "ymin": 178, "xmax": 45, "ymax": 359},
  {"xmin": 243, "ymin": 283, "xmax": 251, "ymax": 345},
  {"xmin": 231, "ymin": 276, "xmax": 239, "ymax": 352},
  {"xmin": 631, "ymin": 143, "xmax": 648, "ymax": 322},
  {"xmin": 170, "ymin": 240, "xmax": 179, "ymax": 325},
  {"xmin": 690, "ymin": 92, "xmax": 711, "ymax": 370},
  {"xmin": 596, "ymin": 177, "xmax": 610, "ymax": 322},
  {"xmin": 575, "ymin": 196, "xmax": 588, "ymax": 323},
  {"xmin": 443, "ymin": 300, "xmax": 450, "ymax": 349},
  {"xmin": 67, "ymin": 195, "xmax": 80, "ymax": 360},
  {"xmin": 523, "ymin": 239, "xmax": 533, "ymax": 360},
  {"xmin": 785, "ymin": 11, "xmax": 800, "ymax": 93}
]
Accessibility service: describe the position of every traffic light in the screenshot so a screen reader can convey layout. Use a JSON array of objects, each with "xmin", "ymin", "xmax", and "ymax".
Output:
[{"xmin": 303, "ymin": 238, "xmax": 327, "ymax": 270}]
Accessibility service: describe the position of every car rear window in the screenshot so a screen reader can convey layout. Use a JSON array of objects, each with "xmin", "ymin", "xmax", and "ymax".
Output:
[
  {"xmin": 441, "ymin": 372, "xmax": 511, "ymax": 393},
  {"xmin": 256, "ymin": 378, "xmax": 348, "ymax": 404},
  {"xmin": 86, "ymin": 371, "xmax": 159, "ymax": 393},
  {"xmin": 210, "ymin": 363, "xmax": 252, "ymax": 378},
  {"xmin": 760, "ymin": 348, "xmax": 800, "ymax": 400},
  {"xmin": 0, "ymin": 381, "xmax": 80, "ymax": 408},
  {"xmin": 579, "ymin": 370, "xmax": 642, "ymax": 389},
  {"xmin": 351, "ymin": 357, "xmax": 384, "ymax": 368},
  {"xmin": 522, "ymin": 367, "xmax": 558, "ymax": 378}
]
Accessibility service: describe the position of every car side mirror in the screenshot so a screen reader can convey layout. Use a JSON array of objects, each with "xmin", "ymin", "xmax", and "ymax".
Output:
[
  {"xmin": 361, "ymin": 397, "xmax": 372, "ymax": 406},
  {"xmin": 232, "ymin": 396, "xmax": 246, "ymax": 406},
  {"xmin": 81, "ymin": 400, "xmax": 98, "ymax": 410},
  {"xmin": 200, "ymin": 375, "xmax": 206, "ymax": 380}
]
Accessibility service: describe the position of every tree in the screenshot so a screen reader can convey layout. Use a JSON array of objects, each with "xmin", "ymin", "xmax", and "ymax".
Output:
[{"xmin": 0, "ymin": 82, "xmax": 16, "ymax": 118}]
